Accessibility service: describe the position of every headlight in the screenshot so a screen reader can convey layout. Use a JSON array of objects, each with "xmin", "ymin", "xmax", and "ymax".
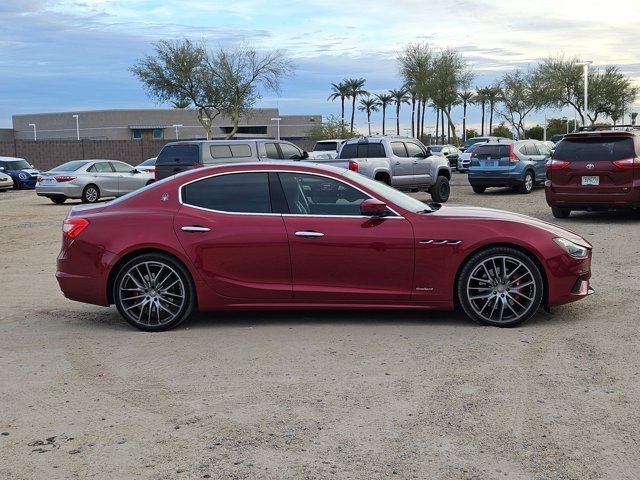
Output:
[{"xmin": 554, "ymin": 237, "xmax": 588, "ymax": 259}]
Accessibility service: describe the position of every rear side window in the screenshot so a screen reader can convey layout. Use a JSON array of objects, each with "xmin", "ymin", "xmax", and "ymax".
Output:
[
  {"xmin": 553, "ymin": 137, "xmax": 635, "ymax": 162},
  {"xmin": 476, "ymin": 145, "xmax": 511, "ymax": 159},
  {"xmin": 157, "ymin": 144, "xmax": 200, "ymax": 164},
  {"xmin": 182, "ymin": 173, "xmax": 271, "ymax": 213},
  {"xmin": 87, "ymin": 162, "xmax": 113, "ymax": 173},
  {"xmin": 209, "ymin": 144, "xmax": 252, "ymax": 159},
  {"xmin": 53, "ymin": 160, "xmax": 90, "ymax": 172}
]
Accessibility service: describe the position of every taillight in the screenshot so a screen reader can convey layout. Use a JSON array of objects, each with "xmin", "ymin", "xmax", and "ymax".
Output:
[
  {"xmin": 37, "ymin": 176, "xmax": 42, "ymax": 183},
  {"xmin": 348, "ymin": 161, "xmax": 359, "ymax": 172},
  {"xmin": 63, "ymin": 218, "xmax": 89, "ymax": 239},
  {"xmin": 55, "ymin": 176, "xmax": 76, "ymax": 182},
  {"xmin": 612, "ymin": 157, "xmax": 640, "ymax": 169},
  {"xmin": 509, "ymin": 145, "xmax": 519, "ymax": 163},
  {"xmin": 546, "ymin": 159, "xmax": 570, "ymax": 171}
]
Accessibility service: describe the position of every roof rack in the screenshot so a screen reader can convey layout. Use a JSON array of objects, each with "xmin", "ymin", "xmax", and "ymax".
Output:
[{"xmin": 577, "ymin": 124, "xmax": 640, "ymax": 132}]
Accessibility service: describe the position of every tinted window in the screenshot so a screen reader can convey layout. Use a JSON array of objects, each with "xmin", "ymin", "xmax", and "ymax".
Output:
[
  {"xmin": 338, "ymin": 143, "xmax": 384, "ymax": 159},
  {"xmin": 182, "ymin": 173, "xmax": 271, "ymax": 213},
  {"xmin": 279, "ymin": 173, "xmax": 370, "ymax": 216},
  {"xmin": 111, "ymin": 162, "xmax": 134, "ymax": 173},
  {"xmin": 391, "ymin": 142, "xmax": 407, "ymax": 157},
  {"xmin": 475, "ymin": 145, "xmax": 511, "ymax": 159},
  {"xmin": 138, "ymin": 158, "xmax": 156, "ymax": 167},
  {"xmin": 366, "ymin": 143, "xmax": 386, "ymax": 158},
  {"xmin": 265, "ymin": 143, "xmax": 281, "ymax": 159},
  {"xmin": 209, "ymin": 144, "xmax": 252, "ymax": 159},
  {"xmin": 52, "ymin": 160, "xmax": 89, "ymax": 172},
  {"xmin": 314, "ymin": 141, "xmax": 337, "ymax": 152},
  {"xmin": 405, "ymin": 142, "xmax": 425, "ymax": 158},
  {"xmin": 88, "ymin": 162, "xmax": 113, "ymax": 173},
  {"xmin": 553, "ymin": 137, "xmax": 635, "ymax": 162},
  {"xmin": 279, "ymin": 143, "xmax": 303, "ymax": 159},
  {"xmin": 157, "ymin": 144, "xmax": 199, "ymax": 164},
  {"xmin": 0, "ymin": 159, "xmax": 31, "ymax": 170}
]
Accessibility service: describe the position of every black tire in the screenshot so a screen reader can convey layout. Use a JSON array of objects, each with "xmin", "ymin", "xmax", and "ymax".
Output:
[
  {"xmin": 519, "ymin": 171, "xmax": 534, "ymax": 194},
  {"xmin": 457, "ymin": 247, "xmax": 544, "ymax": 327},
  {"xmin": 551, "ymin": 207, "xmax": 571, "ymax": 219},
  {"xmin": 113, "ymin": 253, "xmax": 196, "ymax": 332},
  {"xmin": 430, "ymin": 175, "xmax": 450, "ymax": 203},
  {"xmin": 146, "ymin": 180, "xmax": 155, "ymax": 186},
  {"xmin": 49, "ymin": 195, "xmax": 66, "ymax": 204},
  {"xmin": 375, "ymin": 174, "xmax": 391, "ymax": 186},
  {"xmin": 82, "ymin": 184, "xmax": 100, "ymax": 203},
  {"xmin": 472, "ymin": 185, "xmax": 486, "ymax": 194}
]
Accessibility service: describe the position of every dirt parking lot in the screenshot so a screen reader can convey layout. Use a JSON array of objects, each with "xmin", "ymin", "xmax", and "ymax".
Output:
[{"xmin": 1, "ymin": 173, "xmax": 639, "ymax": 479}]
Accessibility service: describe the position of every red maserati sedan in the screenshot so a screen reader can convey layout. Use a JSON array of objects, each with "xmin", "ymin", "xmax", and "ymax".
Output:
[{"xmin": 56, "ymin": 163, "xmax": 594, "ymax": 331}]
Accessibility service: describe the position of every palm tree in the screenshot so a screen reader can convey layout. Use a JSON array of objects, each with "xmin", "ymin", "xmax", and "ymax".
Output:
[
  {"xmin": 475, "ymin": 87, "xmax": 491, "ymax": 136},
  {"xmin": 486, "ymin": 86, "xmax": 502, "ymax": 135},
  {"xmin": 358, "ymin": 96, "xmax": 380, "ymax": 135},
  {"xmin": 327, "ymin": 81, "xmax": 351, "ymax": 133},
  {"xmin": 458, "ymin": 90, "xmax": 475, "ymax": 141},
  {"xmin": 375, "ymin": 93, "xmax": 394, "ymax": 135},
  {"xmin": 389, "ymin": 88, "xmax": 410, "ymax": 135},
  {"xmin": 344, "ymin": 78, "xmax": 368, "ymax": 134}
]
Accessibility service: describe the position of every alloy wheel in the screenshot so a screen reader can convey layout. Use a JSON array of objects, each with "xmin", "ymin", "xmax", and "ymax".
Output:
[{"xmin": 465, "ymin": 255, "xmax": 537, "ymax": 324}]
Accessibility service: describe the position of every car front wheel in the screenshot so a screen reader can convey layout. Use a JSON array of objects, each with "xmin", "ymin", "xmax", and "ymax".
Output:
[
  {"xmin": 457, "ymin": 247, "xmax": 544, "ymax": 327},
  {"xmin": 430, "ymin": 176, "xmax": 450, "ymax": 203},
  {"xmin": 113, "ymin": 253, "xmax": 196, "ymax": 331}
]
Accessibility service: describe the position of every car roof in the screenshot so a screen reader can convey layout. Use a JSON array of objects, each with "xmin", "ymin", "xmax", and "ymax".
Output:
[
  {"xmin": 0, "ymin": 156, "xmax": 27, "ymax": 161},
  {"xmin": 164, "ymin": 139, "xmax": 292, "ymax": 146},
  {"xmin": 563, "ymin": 130, "xmax": 637, "ymax": 140}
]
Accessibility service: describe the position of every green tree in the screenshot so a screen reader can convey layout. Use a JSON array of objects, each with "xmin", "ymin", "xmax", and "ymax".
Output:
[
  {"xmin": 344, "ymin": 78, "xmax": 368, "ymax": 134},
  {"xmin": 327, "ymin": 81, "xmax": 351, "ymax": 129},
  {"xmin": 375, "ymin": 93, "xmax": 394, "ymax": 135},
  {"xmin": 307, "ymin": 115, "xmax": 351, "ymax": 141},
  {"xmin": 525, "ymin": 125, "xmax": 544, "ymax": 140},
  {"xmin": 458, "ymin": 90, "xmax": 474, "ymax": 141},
  {"xmin": 358, "ymin": 96, "xmax": 380, "ymax": 135},
  {"xmin": 496, "ymin": 69, "xmax": 545, "ymax": 138},
  {"xmin": 465, "ymin": 128, "xmax": 479, "ymax": 139},
  {"xmin": 131, "ymin": 38, "xmax": 225, "ymax": 139},
  {"xmin": 397, "ymin": 42, "xmax": 434, "ymax": 138},
  {"xmin": 389, "ymin": 88, "xmax": 410, "ymax": 135},
  {"xmin": 587, "ymin": 66, "xmax": 638, "ymax": 125},
  {"xmin": 492, "ymin": 122, "xmax": 512, "ymax": 139}
]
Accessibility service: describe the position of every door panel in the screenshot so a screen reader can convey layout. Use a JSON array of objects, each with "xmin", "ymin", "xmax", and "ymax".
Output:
[
  {"xmin": 88, "ymin": 162, "xmax": 118, "ymax": 195},
  {"xmin": 283, "ymin": 216, "xmax": 414, "ymax": 302},
  {"xmin": 389, "ymin": 142, "xmax": 413, "ymax": 185},
  {"xmin": 174, "ymin": 208, "xmax": 292, "ymax": 299}
]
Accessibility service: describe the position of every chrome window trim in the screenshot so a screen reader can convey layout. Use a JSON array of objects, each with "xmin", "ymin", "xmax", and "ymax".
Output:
[{"xmin": 178, "ymin": 169, "xmax": 405, "ymax": 219}]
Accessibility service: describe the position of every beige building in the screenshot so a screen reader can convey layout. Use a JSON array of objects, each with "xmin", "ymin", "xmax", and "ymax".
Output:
[{"xmin": 11, "ymin": 108, "xmax": 321, "ymax": 141}]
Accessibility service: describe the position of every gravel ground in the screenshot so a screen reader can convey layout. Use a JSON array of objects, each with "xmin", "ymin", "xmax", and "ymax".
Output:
[{"xmin": 1, "ymin": 173, "xmax": 639, "ymax": 479}]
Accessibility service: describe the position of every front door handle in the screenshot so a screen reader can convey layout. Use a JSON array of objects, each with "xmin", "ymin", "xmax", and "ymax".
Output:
[
  {"xmin": 295, "ymin": 231, "xmax": 324, "ymax": 238},
  {"xmin": 181, "ymin": 226, "xmax": 211, "ymax": 232}
]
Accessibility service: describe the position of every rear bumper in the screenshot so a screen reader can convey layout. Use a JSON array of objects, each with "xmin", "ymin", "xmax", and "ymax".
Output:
[
  {"xmin": 36, "ymin": 183, "xmax": 84, "ymax": 198},
  {"xmin": 468, "ymin": 172, "xmax": 523, "ymax": 187},
  {"xmin": 0, "ymin": 179, "xmax": 12, "ymax": 190},
  {"xmin": 545, "ymin": 184, "xmax": 640, "ymax": 209}
]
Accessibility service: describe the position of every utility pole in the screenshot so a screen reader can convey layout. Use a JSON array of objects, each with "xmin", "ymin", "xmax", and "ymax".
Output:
[
  {"xmin": 28, "ymin": 123, "xmax": 37, "ymax": 141},
  {"xmin": 577, "ymin": 60, "xmax": 593, "ymax": 126}
]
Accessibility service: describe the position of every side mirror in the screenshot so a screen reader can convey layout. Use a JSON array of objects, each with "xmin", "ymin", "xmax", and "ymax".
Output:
[
  {"xmin": 30, "ymin": 164, "xmax": 35, "ymax": 168},
  {"xmin": 425, "ymin": 147, "xmax": 432, "ymax": 157},
  {"xmin": 131, "ymin": 169, "xmax": 139, "ymax": 174},
  {"xmin": 302, "ymin": 151, "xmax": 309, "ymax": 159},
  {"xmin": 360, "ymin": 198, "xmax": 390, "ymax": 217}
]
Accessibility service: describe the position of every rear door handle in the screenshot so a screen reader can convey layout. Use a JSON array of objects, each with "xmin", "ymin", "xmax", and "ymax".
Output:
[
  {"xmin": 181, "ymin": 226, "xmax": 211, "ymax": 232},
  {"xmin": 295, "ymin": 231, "xmax": 324, "ymax": 238}
]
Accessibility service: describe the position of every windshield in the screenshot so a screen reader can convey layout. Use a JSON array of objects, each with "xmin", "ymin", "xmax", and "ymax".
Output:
[
  {"xmin": 463, "ymin": 138, "xmax": 488, "ymax": 148},
  {"xmin": 314, "ymin": 142, "xmax": 338, "ymax": 152},
  {"xmin": 553, "ymin": 137, "xmax": 634, "ymax": 162},
  {"xmin": 0, "ymin": 159, "xmax": 31, "ymax": 170},
  {"xmin": 343, "ymin": 170, "xmax": 433, "ymax": 213},
  {"xmin": 51, "ymin": 160, "xmax": 90, "ymax": 172}
]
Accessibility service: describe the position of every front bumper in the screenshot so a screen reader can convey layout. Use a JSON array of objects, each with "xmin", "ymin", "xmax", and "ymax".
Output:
[
  {"xmin": 545, "ymin": 250, "xmax": 594, "ymax": 307},
  {"xmin": 0, "ymin": 178, "xmax": 12, "ymax": 190}
]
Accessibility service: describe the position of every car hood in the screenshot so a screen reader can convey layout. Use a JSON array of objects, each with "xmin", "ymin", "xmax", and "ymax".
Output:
[
  {"xmin": 432, "ymin": 204, "xmax": 591, "ymax": 248},
  {"xmin": 6, "ymin": 168, "xmax": 39, "ymax": 176}
]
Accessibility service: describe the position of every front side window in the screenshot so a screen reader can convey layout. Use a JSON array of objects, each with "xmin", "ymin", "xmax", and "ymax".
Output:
[
  {"xmin": 391, "ymin": 142, "xmax": 408, "ymax": 157},
  {"xmin": 279, "ymin": 143, "xmax": 303, "ymax": 160},
  {"xmin": 405, "ymin": 142, "xmax": 425, "ymax": 158},
  {"xmin": 279, "ymin": 173, "xmax": 370, "ymax": 216},
  {"xmin": 182, "ymin": 172, "xmax": 271, "ymax": 213}
]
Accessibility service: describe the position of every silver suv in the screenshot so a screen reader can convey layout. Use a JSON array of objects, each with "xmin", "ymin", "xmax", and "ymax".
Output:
[{"xmin": 314, "ymin": 136, "xmax": 451, "ymax": 202}]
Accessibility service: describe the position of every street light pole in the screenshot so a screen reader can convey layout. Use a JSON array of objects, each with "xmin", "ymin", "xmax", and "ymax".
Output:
[
  {"xmin": 577, "ymin": 61, "xmax": 592, "ymax": 127},
  {"xmin": 73, "ymin": 114, "xmax": 80, "ymax": 140},
  {"xmin": 28, "ymin": 123, "xmax": 37, "ymax": 141},
  {"xmin": 270, "ymin": 117, "xmax": 282, "ymax": 140},
  {"xmin": 172, "ymin": 124, "xmax": 183, "ymax": 140}
]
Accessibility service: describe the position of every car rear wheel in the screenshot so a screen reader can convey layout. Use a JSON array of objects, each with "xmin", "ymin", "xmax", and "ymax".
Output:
[
  {"xmin": 430, "ymin": 175, "xmax": 450, "ymax": 202},
  {"xmin": 82, "ymin": 184, "xmax": 100, "ymax": 203},
  {"xmin": 519, "ymin": 171, "xmax": 534, "ymax": 194},
  {"xmin": 472, "ymin": 185, "xmax": 486, "ymax": 194},
  {"xmin": 113, "ymin": 253, "xmax": 195, "ymax": 331},
  {"xmin": 458, "ymin": 247, "xmax": 544, "ymax": 327},
  {"xmin": 49, "ymin": 195, "xmax": 66, "ymax": 204},
  {"xmin": 551, "ymin": 207, "xmax": 571, "ymax": 219}
]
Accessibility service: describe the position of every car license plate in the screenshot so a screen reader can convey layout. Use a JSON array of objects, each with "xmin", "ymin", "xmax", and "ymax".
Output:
[
  {"xmin": 581, "ymin": 176, "xmax": 599, "ymax": 186},
  {"xmin": 41, "ymin": 178, "xmax": 55, "ymax": 185},
  {"xmin": 484, "ymin": 161, "xmax": 496, "ymax": 167}
]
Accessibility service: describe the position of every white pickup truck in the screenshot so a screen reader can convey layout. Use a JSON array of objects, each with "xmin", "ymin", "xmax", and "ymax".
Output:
[{"xmin": 307, "ymin": 136, "xmax": 452, "ymax": 202}]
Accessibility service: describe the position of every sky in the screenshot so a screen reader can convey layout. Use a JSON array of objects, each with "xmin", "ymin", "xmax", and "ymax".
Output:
[{"xmin": 1, "ymin": 0, "xmax": 640, "ymax": 133}]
